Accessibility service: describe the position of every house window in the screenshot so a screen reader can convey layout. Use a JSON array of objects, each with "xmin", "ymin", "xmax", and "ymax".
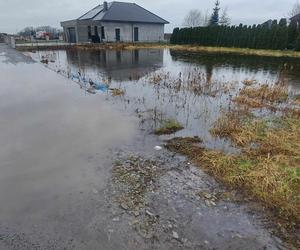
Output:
[
  {"xmin": 101, "ymin": 26, "xmax": 105, "ymax": 39},
  {"xmin": 88, "ymin": 26, "xmax": 92, "ymax": 39}
]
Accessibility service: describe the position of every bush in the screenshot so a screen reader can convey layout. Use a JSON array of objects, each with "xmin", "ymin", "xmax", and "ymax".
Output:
[{"xmin": 170, "ymin": 22, "xmax": 299, "ymax": 51}]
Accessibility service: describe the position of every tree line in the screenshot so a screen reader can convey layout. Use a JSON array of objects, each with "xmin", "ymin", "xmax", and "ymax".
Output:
[{"xmin": 170, "ymin": 19, "xmax": 300, "ymax": 51}]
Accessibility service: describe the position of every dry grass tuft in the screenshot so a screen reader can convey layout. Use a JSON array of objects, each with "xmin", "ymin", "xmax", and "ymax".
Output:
[
  {"xmin": 292, "ymin": 95, "xmax": 300, "ymax": 105},
  {"xmin": 242, "ymin": 79, "xmax": 257, "ymax": 86},
  {"xmin": 110, "ymin": 88, "xmax": 125, "ymax": 96},
  {"xmin": 233, "ymin": 83, "xmax": 288, "ymax": 110}
]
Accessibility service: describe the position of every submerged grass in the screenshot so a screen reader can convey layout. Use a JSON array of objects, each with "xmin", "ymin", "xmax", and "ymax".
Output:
[{"xmin": 154, "ymin": 119, "xmax": 183, "ymax": 135}]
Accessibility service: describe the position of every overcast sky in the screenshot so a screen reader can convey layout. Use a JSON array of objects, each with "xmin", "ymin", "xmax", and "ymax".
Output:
[{"xmin": 0, "ymin": 0, "xmax": 297, "ymax": 34}]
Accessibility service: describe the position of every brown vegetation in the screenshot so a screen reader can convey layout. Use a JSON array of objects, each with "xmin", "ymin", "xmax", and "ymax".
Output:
[
  {"xmin": 233, "ymin": 82, "xmax": 289, "ymax": 110},
  {"xmin": 110, "ymin": 88, "xmax": 125, "ymax": 96},
  {"xmin": 166, "ymin": 79, "xmax": 300, "ymax": 246}
]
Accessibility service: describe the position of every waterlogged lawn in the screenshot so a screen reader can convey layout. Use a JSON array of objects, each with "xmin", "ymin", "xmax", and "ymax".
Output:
[{"xmin": 166, "ymin": 83, "xmax": 300, "ymax": 237}]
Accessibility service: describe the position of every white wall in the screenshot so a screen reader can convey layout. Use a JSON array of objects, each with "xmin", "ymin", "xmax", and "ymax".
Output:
[
  {"xmin": 101, "ymin": 22, "xmax": 165, "ymax": 42},
  {"xmin": 62, "ymin": 21, "xmax": 165, "ymax": 43}
]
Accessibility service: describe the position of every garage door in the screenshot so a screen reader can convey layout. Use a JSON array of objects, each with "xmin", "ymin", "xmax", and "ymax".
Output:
[{"xmin": 68, "ymin": 28, "xmax": 76, "ymax": 43}]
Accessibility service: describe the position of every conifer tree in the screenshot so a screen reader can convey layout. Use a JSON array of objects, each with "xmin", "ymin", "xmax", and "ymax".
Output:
[
  {"xmin": 210, "ymin": 0, "xmax": 220, "ymax": 26},
  {"xmin": 295, "ymin": 34, "xmax": 300, "ymax": 51},
  {"xmin": 170, "ymin": 28, "xmax": 180, "ymax": 44},
  {"xmin": 288, "ymin": 22, "xmax": 298, "ymax": 49}
]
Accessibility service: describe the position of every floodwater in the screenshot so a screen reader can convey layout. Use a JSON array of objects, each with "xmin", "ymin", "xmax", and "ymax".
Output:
[
  {"xmin": 1, "ymin": 43, "xmax": 300, "ymax": 249},
  {"xmin": 28, "ymin": 48, "xmax": 300, "ymax": 150},
  {"xmin": 0, "ymin": 44, "xmax": 140, "ymax": 249}
]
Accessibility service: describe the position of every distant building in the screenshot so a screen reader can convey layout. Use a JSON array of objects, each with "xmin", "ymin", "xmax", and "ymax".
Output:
[
  {"xmin": 35, "ymin": 31, "xmax": 50, "ymax": 40},
  {"xmin": 290, "ymin": 13, "xmax": 300, "ymax": 28},
  {"xmin": 60, "ymin": 1, "xmax": 169, "ymax": 43}
]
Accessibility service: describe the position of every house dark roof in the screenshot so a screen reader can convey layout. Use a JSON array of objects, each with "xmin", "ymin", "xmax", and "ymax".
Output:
[{"xmin": 78, "ymin": 1, "xmax": 169, "ymax": 24}]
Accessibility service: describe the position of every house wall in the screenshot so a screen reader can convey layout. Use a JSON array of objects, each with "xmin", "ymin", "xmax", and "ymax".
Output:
[
  {"xmin": 100, "ymin": 22, "xmax": 164, "ymax": 42},
  {"xmin": 61, "ymin": 20, "xmax": 78, "ymax": 43},
  {"xmin": 62, "ymin": 20, "xmax": 165, "ymax": 43},
  {"xmin": 76, "ymin": 20, "xmax": 92, "ymax": 42}
]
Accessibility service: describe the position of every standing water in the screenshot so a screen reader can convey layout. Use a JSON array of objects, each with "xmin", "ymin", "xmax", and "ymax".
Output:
[{"xmin": 1, "ymin": 44, "xmax": 299, "ymax": 249}]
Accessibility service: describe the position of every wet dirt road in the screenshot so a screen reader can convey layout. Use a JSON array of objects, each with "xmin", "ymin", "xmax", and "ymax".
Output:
[{"xmin": 0, "ymin": 44, "xmax": 284, "ymax": 249}]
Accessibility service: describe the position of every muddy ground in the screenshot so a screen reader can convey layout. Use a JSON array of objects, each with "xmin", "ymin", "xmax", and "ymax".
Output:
[{"xmin": 0, "ymin": 44, "xmax": 288, "ymax": 249}]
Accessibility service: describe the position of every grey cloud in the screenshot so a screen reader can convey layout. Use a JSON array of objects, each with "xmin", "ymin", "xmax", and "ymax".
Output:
[{"xmin": 0, "ymin": 0, "xmax": 296, "ymax": 33}]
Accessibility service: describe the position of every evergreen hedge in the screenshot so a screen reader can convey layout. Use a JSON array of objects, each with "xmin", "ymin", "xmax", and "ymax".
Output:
[{"xmin": 170, "ymin": 20, "xmax": 300, "ymax": 51}]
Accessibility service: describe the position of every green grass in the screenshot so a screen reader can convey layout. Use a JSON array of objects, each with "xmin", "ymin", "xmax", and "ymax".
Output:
[{"xmin": 154, "ymin": 119, "xmax": 183, "ymax": 135}]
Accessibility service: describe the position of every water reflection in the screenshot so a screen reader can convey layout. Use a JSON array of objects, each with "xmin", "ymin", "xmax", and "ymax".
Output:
[
  {"xmin": 64, "ymin": 49, "xmax": 164, "ymax": 81},
  {"xmin": 28, "ymin": 48, "xmax": 300, "ymax": 151},
  {"xmin": 170, "ymin": 50, "xmax": 300, "ymax": 92}
]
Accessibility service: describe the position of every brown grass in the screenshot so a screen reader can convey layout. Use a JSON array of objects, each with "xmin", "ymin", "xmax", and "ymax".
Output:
[
  {"xmin": 110, "ymin": 88, "xmax": 125, "ymax": 96},
  {"xmin": 210, "ymin": 112, "xmax": 300, "ymax": 219},
  {"xmin": 166, "ymin": 128, "xmax": 300, "ymax": 246},
  {"xmin": 233, "ymin": 83, "xmax": 288, "ymax": 110},
  {"xmin": 292, "ymin": 95, "xmax": 300, "ymax": 106},
  {"xmin": 166, "ymin": 88, "xmax": 300, "ymax": 246},
  {"xmin": 242, "ymin": 79, "xmax": 257, "ymax": 86}
]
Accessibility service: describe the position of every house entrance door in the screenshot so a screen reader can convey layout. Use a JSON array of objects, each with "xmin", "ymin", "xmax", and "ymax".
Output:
[
  {"xmin": 115, "ymin": 28, "xmax": 120, "ymax": 41},
  {"xmin": 134, "ymin": 27, "xmax": 139, "ymax": 42}
]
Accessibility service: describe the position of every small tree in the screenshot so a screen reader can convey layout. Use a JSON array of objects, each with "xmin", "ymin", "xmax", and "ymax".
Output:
[
  {"xmin": 202, "ymin": 10, "xmax": 211, "ymax": 26},
  {"xmin": 289, "ymin": 1, "xmax": 300, "ymax": 18},
  {"xmin": 182, "ymin": 10, "xmax": 203, "ymax": 27},
  {"xmin": 210, "ymin": 0, "xmax": 220, "ymax": 26},
  {"xmin": 219, "ymin": 7, "xmax": 231, "ymax": 26}
]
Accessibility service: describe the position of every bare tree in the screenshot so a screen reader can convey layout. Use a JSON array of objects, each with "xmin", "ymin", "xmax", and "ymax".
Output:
[
  {"xmin": 289, "ymin": 1, "xmax": 300, "ymax": 17},
  {"xmin": 203, "ymin": 9, "xmax": 210, "ymax": 26},
  {"xmin": 182, "ymin": 10, "xmax": 203, "ymax": 27},
  {"xmin": 219, "ymin": 7, "xmax": 231, "ymax": 26}
]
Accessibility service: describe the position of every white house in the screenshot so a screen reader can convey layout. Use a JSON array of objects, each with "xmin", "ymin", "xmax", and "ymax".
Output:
[{"xmin": 61, "ymin": 1, "xmax": 169, "ymax": 43}]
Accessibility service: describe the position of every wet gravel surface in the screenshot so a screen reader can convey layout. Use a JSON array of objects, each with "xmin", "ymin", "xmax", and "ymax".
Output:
[{"xmin": 0, "ymin": 44, "xmax": 285, "ymax": 249}]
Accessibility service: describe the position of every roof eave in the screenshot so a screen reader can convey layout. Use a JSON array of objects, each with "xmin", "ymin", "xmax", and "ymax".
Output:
[{"xmin": 100, "ymin": 19, "xmax": 169, "ymax": 24}]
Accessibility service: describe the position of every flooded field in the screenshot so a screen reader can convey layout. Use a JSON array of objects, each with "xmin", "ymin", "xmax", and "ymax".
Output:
[
  {"xmin": 1, "ymin": 43, "xmax": 299, "ymax": 249},
  {"xmin": 28, "ymin": 48, "xmax": 300, "ymax": 148}
]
